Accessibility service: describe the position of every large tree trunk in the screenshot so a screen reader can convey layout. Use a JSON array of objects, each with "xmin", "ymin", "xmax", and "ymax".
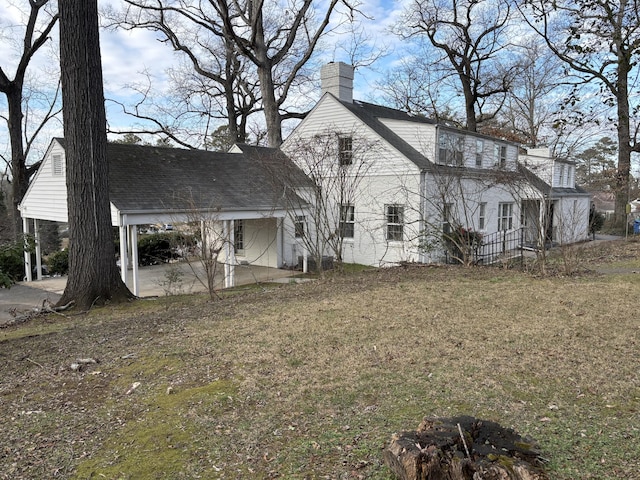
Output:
[
  {"xmin": 614, "ymin": 61, "xmax": 632, "ymax": 230},
  {"xmin": 258, "ymin": 64, "xmax": 283, "ymax": 147},
  {"xmin": 57, "ymin": 0, "xmax": 133, "ymax": 310},
  {"xmin": 249, "ymin": 2, "xmax": 282, "ymax": 147},
  {"xmin": 5, "ymin": 85, "xmax": 27, "ymax": 238}
]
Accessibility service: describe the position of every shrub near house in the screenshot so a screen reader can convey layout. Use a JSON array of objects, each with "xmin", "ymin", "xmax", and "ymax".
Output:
[{"xmin": 137, "ymin": 232, "xmax": 195, "ymax": 266}]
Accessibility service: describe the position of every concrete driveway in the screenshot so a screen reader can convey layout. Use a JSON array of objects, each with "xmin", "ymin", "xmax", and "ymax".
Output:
[{"xmin": 0, "ymin": 262, "xmax": 300, "ymax": 325}]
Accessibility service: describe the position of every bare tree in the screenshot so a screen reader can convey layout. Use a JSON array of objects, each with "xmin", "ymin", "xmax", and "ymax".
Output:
[
  {"xmin": 399, "ymin": 0, "xmax": 518, "ymax": 132},
  {"xmin": 501, "ymin": 38, "xmax": 565, "ymax": 148},
  {"xmin": 107, "ymin": 0, "xmax": 357, "ymax": 148},
  {"xmin": 521, "ymin": 0, "xmax": 640, "ymax": 230},
  {"xmin": 104, "ymin": 1, "xmax": 261, "ymax": 146},
  {"xmin": 57, "ymin": 0, "xmax": 132, "ymax": 310},
  {"xmin": 375, "ymin": 48, "xmax": 462, "ymax": 124},
  {"xmin": 162, "ymin": 197, "xmax": 229, "ymax": 300},
  {"xmin": 215, "ymin": 0, "xmax": 357, "ymax": 147},
  {"xmin": 0, "ymin": 0, "xmax": 59, "ymax": 237}
]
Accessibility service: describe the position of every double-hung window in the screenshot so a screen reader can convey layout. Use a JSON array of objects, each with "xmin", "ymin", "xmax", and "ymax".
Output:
[
  {"xmin": 498, "ymin": 203, "xmax": 514, "ymax": 231},
  {"xmin": 339, "ymin": 204, "xmax": 355, "ymax": 238},
  {"xmin": 475, "ymin": 140, "xmax": 483, "ymax": 167},
  {"xmin": 294, "ymin": 215, "xmax": 305, "ymax": 238},
  {"xmin": 339, "ymin": 136, "xmax": 353, "ymax": 166},
  {"xmin": 478, "ymin": 202, "xmax": 487, "ymax": 230},
  {"xmin": 438, "ymin": 132, "xmax": 464, "ymax": 166},
  {"xmin": 442, "ymin": 203, "xmax": 453, "ymax": 235},
  {"xmin": 386, "ymin": 205, "xmax": 404, "ymax": 241}
]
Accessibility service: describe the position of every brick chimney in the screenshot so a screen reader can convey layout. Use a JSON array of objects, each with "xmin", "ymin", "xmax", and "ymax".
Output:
[{"xmin": 320, "ymin": 62, "xmax": 354, "ymax": 103}]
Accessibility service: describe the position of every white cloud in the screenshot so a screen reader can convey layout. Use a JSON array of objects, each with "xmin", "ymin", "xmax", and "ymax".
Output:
[{"xmin": 100, "ymin": 27, "xmax": 178, "ymax": 96}]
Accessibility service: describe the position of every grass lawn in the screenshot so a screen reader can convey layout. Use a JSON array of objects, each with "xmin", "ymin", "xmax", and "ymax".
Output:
[{"xmin": 1, "ymin": 239, "xmax": 639, "ymax": 479}]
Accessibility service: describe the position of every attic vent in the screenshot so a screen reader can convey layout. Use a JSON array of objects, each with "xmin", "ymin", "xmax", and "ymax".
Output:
[{"xmin": 52, "ymin": 154, "xmax": 63, "ymax": 176}]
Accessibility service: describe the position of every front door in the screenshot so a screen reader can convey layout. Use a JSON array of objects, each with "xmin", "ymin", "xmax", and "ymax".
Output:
[
  {"xmin": 521, "ymin": 200, "xmax": 540, "ymax": 247},
  {"xmin": 545, "ymin": 202, "xmax": 555, "ymax": 244}
]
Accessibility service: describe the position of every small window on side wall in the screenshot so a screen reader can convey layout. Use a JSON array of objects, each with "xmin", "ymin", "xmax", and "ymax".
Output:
[
  {"xmin": 386, "ymin": 205, "xmax": 404, "ymax": 241},
  {"xmin": 52, "ymin": 154, "xmax": 63, "ymax": 176},
  {"xmin": 234, "ymin": 220, "xmax": 244, "ymax": 253},
  {"xmin": 478, "ymin": 202, "xmax": 486, "ymax": 230},
  {"xmin": 294, "ymin": 215, "xmax": 305, "ymax": 238},
  {"xmin": 339, "ymin": 136, "xmax": 353, "ymax": 166},
  {"xmin": 339, "ymin": 204, "xmax": 355, "ymax": 238}
]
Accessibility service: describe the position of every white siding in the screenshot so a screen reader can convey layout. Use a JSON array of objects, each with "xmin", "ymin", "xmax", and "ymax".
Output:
[
  {"xmin": 377, "ymin": 118, "xmax": 437, "ymax": 159},
  {"xmin": 553, "ymin": 196, "xmax": 590, "ymax": 244},
  {"xmin": 235, "ymin": 218, "xmax": 279, "ymax": 268},
  {"xmin": 19, "ymin": 139, "xmax": 69, "ymax": 222},
  {"xmin": 283, "ymin": 96, "xmax": 426, "ymax": 267},
  {"xmin": 283, "ymin": 95, "xmax": 421, "ymax": 177},
  {"xmin": 519, "ymin": 152, "xmax": 556, "ymax": 185},
  {"xmin": 422, "ymin": 175, "xmax": 520, "ymax": 233},
  {"xmin": 338, "ymin": 172, "xmax": 424, "ymax": 266}
]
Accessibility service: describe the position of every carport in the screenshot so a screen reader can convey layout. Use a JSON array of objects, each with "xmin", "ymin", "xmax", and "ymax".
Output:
[{"xmin": 19, "ymin": 139, "xmax": 311, "ymax": 296}]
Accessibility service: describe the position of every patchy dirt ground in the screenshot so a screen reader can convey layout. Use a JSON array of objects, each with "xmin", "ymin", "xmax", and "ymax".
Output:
[{"xmin": 1, "ymin": 238, "xmax": 639, "ymax": 479}]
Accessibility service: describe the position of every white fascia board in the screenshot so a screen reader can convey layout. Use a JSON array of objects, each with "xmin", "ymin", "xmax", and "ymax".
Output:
[{"xmin": 116, "ymin": 208, "xmax": 293, "ymax": 226}]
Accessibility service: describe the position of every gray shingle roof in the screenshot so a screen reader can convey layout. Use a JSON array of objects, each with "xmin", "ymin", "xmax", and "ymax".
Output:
[{"xmin": 56, "ymin": 138, "xmax": 310, "ymax": 214}]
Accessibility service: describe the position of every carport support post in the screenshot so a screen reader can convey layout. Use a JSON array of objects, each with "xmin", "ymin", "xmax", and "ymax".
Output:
[
  {"xmin": 222, "ymin": 220, "xmax": 236, "ymax": 288},
  {"xmin": 302, "ymin": 243, "xmax": 308, "ymax": 273},
  {"xmin": 34, "ymin": 219, "xmax": 43, "ymax": 280},
  {"xmin": 119, "ymin": 224, "xmax": 127, "ymax": 285},
  {"xmin": 23, "ymin": 217, "xmax": 32, "ymax": 281},
  {"xmin": 223, "ymin": 220, "xmax": 235, "ymax": 288},
  {"xmin": 129, "ymin": 225, "xmax": 139, "ymax": 296}
]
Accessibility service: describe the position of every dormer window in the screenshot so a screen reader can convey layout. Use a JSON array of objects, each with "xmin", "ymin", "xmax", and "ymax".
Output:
[
  {"xmin": 52, "ymin": 154, "xmax": 63, "ymax": 176},
  {"xmin": 476, "ymin": 140, "xmax": 483, "ymax": 167},
  {"xmin": 494, "ymin": 144, "xmax": 507, "ymax": 168},
  {"xmin": 339, "ymin": 136, "xmax": 353, "ymax": 165},
  {"xmin": 439, "ymin": 132, "xmax": 464, "ymax": 166}
]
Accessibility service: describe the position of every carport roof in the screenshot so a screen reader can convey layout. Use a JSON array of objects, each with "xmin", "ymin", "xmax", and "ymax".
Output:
[{"xmin": 55, "ymin": 138, "xmax": 311, "ymax": 214}]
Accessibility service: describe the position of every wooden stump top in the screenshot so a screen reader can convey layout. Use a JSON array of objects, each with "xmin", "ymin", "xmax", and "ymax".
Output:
[{"xmin": 384, "ymin": 416, "xmax": 549, "ymax": 480}]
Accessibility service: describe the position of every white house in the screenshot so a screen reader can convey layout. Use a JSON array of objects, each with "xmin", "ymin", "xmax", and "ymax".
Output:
[
  {"xmin": 519, "ymin": 147, "xmax": 591, "ymax": 247},
  {"xmin": 282, "ymin": 62, "xmax": 591, "ymax": 266},
  {"xmin": 19, "ymin": 139, "xmax": 311, "ymax": 294}
]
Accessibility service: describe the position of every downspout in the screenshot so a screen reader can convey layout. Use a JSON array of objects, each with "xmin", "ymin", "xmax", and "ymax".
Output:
[
  {"xmin": 418, "ymin": 169, "xmax": 427, "ymax": 263},
  {"xmin": 277, "ymin": 216, "xmax": 284, "ymax": 268},
  {"xmin": 119, "ymin": 214, "xmax": 128, "ymax": 285},
  {"xmin": 130, "ymin": 224, "xmax": 139, "ymax": 296}
]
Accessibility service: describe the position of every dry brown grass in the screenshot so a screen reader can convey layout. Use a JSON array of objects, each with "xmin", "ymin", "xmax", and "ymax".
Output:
[{"xmin": 1, "ymin": 239, "xmax": 639, "ymax": 479}]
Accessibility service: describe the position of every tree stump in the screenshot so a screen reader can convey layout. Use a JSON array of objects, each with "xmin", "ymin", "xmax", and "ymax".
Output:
[{"xmin": 384, "ymin": 416, "xmax": 549, "ymax": 480}]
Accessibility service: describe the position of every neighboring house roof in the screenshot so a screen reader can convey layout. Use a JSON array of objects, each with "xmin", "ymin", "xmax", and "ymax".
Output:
[
  {"xmin": 590, "ymin": 191, "xmax": 616, "ymax": 212},
  {"xmin": 53, "ymin": 138, "xmax": 310, "ymax": 214}
]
